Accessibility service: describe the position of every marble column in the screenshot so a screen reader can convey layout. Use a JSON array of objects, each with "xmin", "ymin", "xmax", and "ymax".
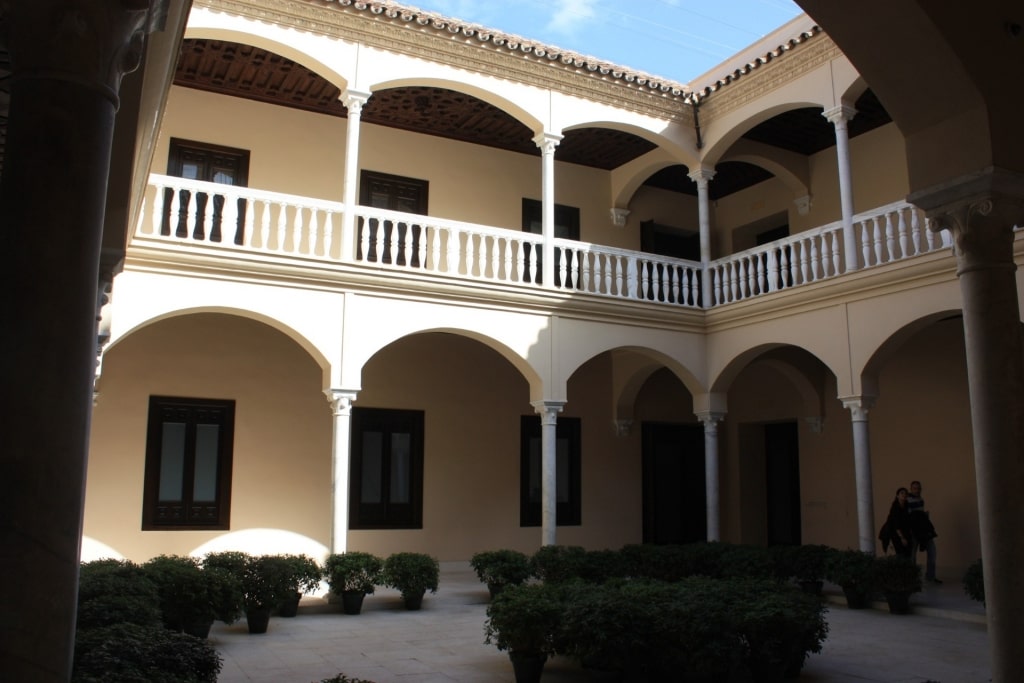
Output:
[
  {"xmin": 841, "ymin": 396, "xmax": 876, "ymax": 554},
  {"xmin": 823, "ymin": 105, "xmax": 858, "ymax": 272},
  {"xmin": 340, "ymin": 89, "xmax": 371, "ymax": 262},
  {"xmin": 917, "ymin": 176, "xmax": 1024, "ymax": 683},
  {"xmin": 326, "ymin": 389, "xmax": 358, "ymax": 554},
  {"xmin": 688, "ymin": 168, "xmax": 716, "ymax": 307},
  {"xmin": 532, "ymin": 400, "xmax": 564, "ymax": 546},
  {"xmin": 696, "ymin": 411, "xmax": 725, "ymax": 541},
  {"xmin": 533, "ymin": 132, "xmax": 563, "ymax": 288},
  {"xmin": 0, "ymin": 2, "xmax": 153, "ymax": 680}
]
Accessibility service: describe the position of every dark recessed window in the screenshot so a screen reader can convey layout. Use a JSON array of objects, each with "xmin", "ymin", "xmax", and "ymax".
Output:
[
  {"xmin": 358, "ymin": 170, "xmax": 429, "ymax": 265},
  {"xmin": 350, "ymin": 408, "xmax": 424, "ymax": 529},
  {"xmin": 520, "ymin": 415, "xmax": 581, "ymax": 526},
  {"xmin": 142, "ymin": 396, "xmax": 235, "ymax": 530},
  {"xmin": 521, "ymin": 199, "xmax": 580, "ymax": 286}
]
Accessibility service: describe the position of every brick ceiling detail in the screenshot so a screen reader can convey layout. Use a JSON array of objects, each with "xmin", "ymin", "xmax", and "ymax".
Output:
[{"xmin": 173, "ymin": 39, "xmax": 891, "ymax": 199}]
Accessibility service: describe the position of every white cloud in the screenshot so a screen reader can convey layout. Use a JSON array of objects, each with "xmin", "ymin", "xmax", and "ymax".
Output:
[{"xmin": 545, "ymin": 0, "xmax": 600, "ymax": 36}]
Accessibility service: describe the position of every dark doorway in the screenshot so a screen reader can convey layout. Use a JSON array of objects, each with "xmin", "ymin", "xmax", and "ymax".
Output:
[
  {"xmin": 642, "ymin": 422, "xmax": 706, "ymax": 544},
  {"xmin": 765, "ymin": 421, "xmax": 801, "ymax": 545}
]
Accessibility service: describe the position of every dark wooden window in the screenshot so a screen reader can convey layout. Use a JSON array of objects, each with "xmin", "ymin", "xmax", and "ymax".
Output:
[
  {"xmin": 358, "ymin": 170, "xmax": 429, "ymax": 265},
  {"xmin": 520, "ymin": 415, "xmax": 581, "ymax": 527},
  {"xmin": 521, "ymin": 198, "xmax": 580, "ymax": 286},
  {"xmin": 164, "ymin": 138, "xmax": 250, "ymax": 243},
  {"xmin": 640, "ymin": 220, "xmax": 702, "ymax": 303},
  {"xmin": 350, "ymin": 408, "xmax": 424, "ymax": 529},
  {"xmin": 142, "ymin": 396, "xmax": 235, "ymax": 530}
]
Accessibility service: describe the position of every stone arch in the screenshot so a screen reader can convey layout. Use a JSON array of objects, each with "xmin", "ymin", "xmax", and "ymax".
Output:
[
  {"xmin": 102, "ymin": 307, "xmax": 332, "ymax": 389},
  {"xmin": 710, "ymin": 342, "xmax": 837, "ymax": 403},
  {"xmin": 860, "ymin": 309, "xmax": 964, "ymax": 394},
  {"xmin": 702, "ymin": 100, "xmax": 824, "ymax": 166}
]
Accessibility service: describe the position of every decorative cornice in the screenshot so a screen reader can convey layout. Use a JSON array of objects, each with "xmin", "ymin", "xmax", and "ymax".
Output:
[
  {"xmin": 197, "ymin": 0, "xmax": 695, "ymax": 123},
  {"xmin": 697, "ymin": 32, "xmax": 840, "ymax": 121}
]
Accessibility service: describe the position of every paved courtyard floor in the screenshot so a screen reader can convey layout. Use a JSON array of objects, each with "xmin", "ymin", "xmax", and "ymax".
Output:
[{"xmin": 212, "ymin": 563, "xmax": 990, "ymax": 683}]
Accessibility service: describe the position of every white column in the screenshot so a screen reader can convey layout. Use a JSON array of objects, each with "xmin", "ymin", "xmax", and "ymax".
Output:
[
  {"xmin": 688, "ymin": 167, "xmax": 715, "ymax": 307},
  {"xmin": 326, "ymin": 389, "xmax": 358, "ymax": 554},
  {"xmin": 340, "ymin": 89, "xmax": 371, "ymax": 262},
  {"xmin": 532, "ymin": 400, "xmax": 564, "ymax": 546},
  {"xmin": 920, "ymin": 186, "xmax": 1024, "ymax": 683},
  {"xmin": 696, "ymin": 411, "xmax": 725, "ymax": 541},
  {"xmin": 533, "ymin": 132, "xmax": 563, "ymax": 288},
  {"xmin": 823, "ymin": 105, "xmax": 858, "ymax": 272},
  {"xmin": 842, "ymin": 396, "xmax": 876, "ymax": 554}
]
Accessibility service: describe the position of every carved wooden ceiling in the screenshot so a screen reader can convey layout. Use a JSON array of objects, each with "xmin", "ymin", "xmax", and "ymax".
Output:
[{"xmin": 173, "ymin": 38, "xmax": 892, "ymax": 199}]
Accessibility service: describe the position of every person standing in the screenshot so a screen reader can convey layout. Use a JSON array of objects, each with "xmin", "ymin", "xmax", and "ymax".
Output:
[
  {"xmin": 880, "ymin": 487, "xmax": 915, "ymax": 557},
  {"xmin": 908, "ymin": 480, "xmax": 941, "ymax": 583}
]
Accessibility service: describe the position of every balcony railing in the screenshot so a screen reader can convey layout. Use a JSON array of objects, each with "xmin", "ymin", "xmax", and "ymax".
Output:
[{"xmin": 136, "ymin": 175, "xmax": 952, "ymax": 310}]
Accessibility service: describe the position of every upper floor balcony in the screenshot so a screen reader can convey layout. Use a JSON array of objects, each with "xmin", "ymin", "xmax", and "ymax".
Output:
[{"xmin": 133, "ymin": 174, "xmax": 958, "ymax": 315}]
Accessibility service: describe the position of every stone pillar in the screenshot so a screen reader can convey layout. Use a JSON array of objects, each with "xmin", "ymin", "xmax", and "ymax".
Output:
[
  {"xmin": 532, "ymin": 400, "xmax": 564, "ymax": 546},
  {"xmin": 340, "ymin": 89, "xmax": 371, "ymax": 262},
  {"xmin": 918, "ymin": 178, "xmax": 1024, "ymax": 683},
  {"xmin": 841, "ymin": 396, "xmax": 876, "ymax": 554},
  {"xmin": 533, "ymin": 132, "xmax": 562, "ymax": 288},
  {"xmin": 688, "ymin": 168, "xmax": 716, "ymax": 307},
  {"xmin": 823, "ymin": 105, "xmax": 858, "ymax": 272},
  {"xmin": 696, "ymin": 411, "xmax": 725, "ymax": 541},
  {"xmin": 0, "ymin": 2, "xmax": 152, "ymax": 680},
  {"xmin": 325, "ymin": 389, "xmax": 358, "ymax": 553}
]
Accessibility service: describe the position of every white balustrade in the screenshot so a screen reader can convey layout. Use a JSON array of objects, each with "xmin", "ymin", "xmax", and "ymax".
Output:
[{"xmin": 138, "ymin": 176, "xmax": 959, "ymax": 311}]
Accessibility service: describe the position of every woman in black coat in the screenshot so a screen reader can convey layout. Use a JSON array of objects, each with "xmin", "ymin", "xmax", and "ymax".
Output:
[{"xmin": 881, "ymin": 487, "xmax": 914, "ymax": 557}]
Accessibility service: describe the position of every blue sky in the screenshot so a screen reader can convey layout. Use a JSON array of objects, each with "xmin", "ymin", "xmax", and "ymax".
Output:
[{"xmin": 402, "ymin": 0, "xmax": 804, "ymax": 84}]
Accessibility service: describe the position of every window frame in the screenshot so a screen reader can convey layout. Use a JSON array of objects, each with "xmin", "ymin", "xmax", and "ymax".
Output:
[
  {"xmin": 520, "ymin": 415, "xmax": 582, "ymax": 527},
  {"xmin": 349, "ymin": 407, "xmax": 425, "ymax": 530},
  {"xmin": 142, "ymin": 396, "xmax": 235, "ymax": 531}
]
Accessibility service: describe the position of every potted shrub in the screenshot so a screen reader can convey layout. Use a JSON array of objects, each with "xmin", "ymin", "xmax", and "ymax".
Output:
[
  {"xmin": 73, "ymin": 622, "xmax": 223, "ymax": 683},
  {"xmin": 470, "ymin": 549, "xmax": 533, "ymax": 598},
  {"xmin": 873, "ymin": 554, "xmax": 922, "ymax": 614},
  {"xmin": 825, "ymin": 548, "xmax": 876, "ymax": 608},
  {"xmin": 238, "ymin": 555, "xmax": 295, "ymax": 633},
  {"xmin": 77, "ymin": 559, "xmax": 162, "ymax": 631},
  {"xmin": 530, "ymin": 545, "xmax": 588, "ymax": 584},
  {"xmin": 485, "ymin": 582, "xmax": 562, "ymax": 683},
  {"xmin": 963, "ymin": 558, "xmax": 985, "ymax": 606},
  {"xmin": 276, "ymin": 554, "xmax": 323, "ymax": 617},
  {"xmin": 793, "ymin": 544, "xmax": 830, "ymax": 594},
  {"xmin": 324, "ymin": 551, "xmax": 383, "ymax": 615},
  {"xmin": 142, "ymin": 555, "xmax": 242, "ymax": 638},
  {"xmin": 382, "ymin": 552, "xmax": 440, "ymax": 610}
]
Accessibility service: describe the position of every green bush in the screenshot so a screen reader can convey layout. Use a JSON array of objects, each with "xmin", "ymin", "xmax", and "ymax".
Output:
[
  {"xmin": 825, "ymin": 548, "xmax": 876, "ymax": 604},
  {"xmin": 873, "ymin": 554, "xmax": 922, "ymax": 594},
  {"xmin": 530, "ymin": 545, "xmax": 589, "ymax": 584},
  {"xmin": 718, "ymin": 544, "xmax": 778, "ymax": 581},
  {"xmin": 242, "ymin": 554, "xmax": 296, "ymax": 610},
  {"xmin": 77, "ymin": 559, "xmax": 161, "ymax": 631},
  {"xmin": 470, "ymin": 549, "xmax": 533, "ymax": 596},
  {"xmin": 963, "ymin": 558, "xmax": 985, "ymax": 605},
  {"xmin": 73, "ymin": 623, "xmax": 221, "ymax": 683},
  {"xmin": 280, "ymin": 554, "xmax": 324, "ymax": 594},
  {"xmin": 382, "ymin": 552, "xmax": 439, "ymax": 599},
  {"xmin": 484, "ymin": 582, "xmax": 562, "ymax": 656},
  {"xmin": 324, "ymin": 551, "xmax": 383, "ymax": 595},
  {"xmin": 793, "ymin": 544, "xmax": 831, "ymax": 583},
  {"xmin": 143, "ymin": 555, "xmax": 242, "ymax": 631}
]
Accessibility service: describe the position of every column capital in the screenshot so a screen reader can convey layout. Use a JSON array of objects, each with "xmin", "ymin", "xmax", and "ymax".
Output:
[
  {"xmin": 324, "ymin": 389, "xmax": 358, "ymax": 415},
  {"xmin": 2, "ymin": 0, "xmax": 154, "ymax": 107},
  {"xmin": 794, "ymin": 194, "xmax": 813, "ymax": 215},
  {"xmin": 532, "ymin": 131, "xmax": 563, "ymax": 154},
  {"xmin": 612, "ymin": 419, "xmax": 633, "ymax": 437},
  {"xmin": 822, "ymin": 105, "xmax": 857, "ymax": 125},
  {"xmin": 341, "ymin": 89, "xmax": 372, "ymax": 115},
  {"xmin": 841, "ymin": 395, "xmax": 875, "ymax": 421},
  {"xmin": 609, "ymin": 207, "xmax": 630, "ymax": 226},
  {"xmin": 695, "ymin": 411, "xmax": 725, "ymax": 433},
  {"xmin": 688, "ymin": 167, "xmax": 716, "ymax": 185},
  {"xmin": 531, "ymin": 400, "xmax": 565, "ymax": 424},
  {"xmin": 908, "ymin": 171, "xmax": 1024, "ymax": 274}
]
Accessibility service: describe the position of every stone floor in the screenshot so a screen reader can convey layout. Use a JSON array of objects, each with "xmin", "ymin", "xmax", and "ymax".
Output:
[{"xmin": 212, "ymin": 563, "xmax": 990, "ymax": 683}]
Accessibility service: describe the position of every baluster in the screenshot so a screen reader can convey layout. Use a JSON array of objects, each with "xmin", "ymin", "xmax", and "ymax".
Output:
[
  {"xmin": 499, "ymin": 236, "xmax": 512, "ymax": 281},
  {"xmin": 884, "ymin": 212, "xmax": 896, "ymax": 263},
  {"xmin": 613, "ymin": 255, "xmax": 623, "ymax": 296},
  {"xmin": 669, "ymin": 266, "xmax": 680, "ymax": 303},
  {"xmin": 599, "ymin": 254, "xmax": 610, "ymax": 294},
  {"xmin": 180, "ymin": 190, "xmax": 195, "ymax": 239},
  {"xmin": 323, "ymin": 210, "xmax": 335, "ymax": 259},
  {"xmin": 485, "ymin": 234, "xmax": 497, "ymax": 279},
  {"xmin": 897, "ymin": 209, "xmax": 909, "ymax": 259},
  {"xmin": 580, "ymin": 250, "xmax": 592, "ymax": 293},
  {"xmin": 910, "ymin": 209, "xmax": 923, "ymax": 254},
  {"xmin": 778, "ymin": 246, "xmax": 790, "ymax": 289},
  {"xmin": 680, "ymin": 268, "xmax": 691, "ymax": 305},
  {"xmin": 831, "ymin": 231, "xmax": 842, "ymax": 275},
  {"xmin": 445, "ymin": 227, "xmax": 459, "ymax": 275},
  {"xmin": 809, "ymin": 237, "xmax": 821, "ymax": 281},
  {"xmin": 258, "ymin": 201, "xmax": 270, "ymax": 250},
  {"xmin": 872, "ymin": 216, "xmax": 884, "ymax": 265},
  {"xmin": 148, "ymin": 183, "xmax": 164, "ymax": 236},
  {"xmin": 274, "ymin": 203, "xmax": 287, "ymax": 252},
  {"xmin": 241, "ymin": 198, "xmax": 254, "ymax": 248},
  {"xmin": 306, "ymin": 208, "xmax": 319, "ymax": 255},
  {"xmin": 650, "ymin": 261, "xmax": 662, "ymax": 300},
  {"xmin": 764, "ymin": 248, "xmax": 778, "ymax": 292},
  {"xmin": 859, "ymin": 221, "xmax": 872, "ymax": 267},
  {"xmin": 710, "ymin": 267, "xmax": 720, "ymax": 305},
  {"xmin": 726, "ymin": 262, "xmax": 736, "ymax": 301},
  {"xmin": 794, "ymin": 241, "xmax": 807, "ymax": 284},
  {"xmin": 626, "ymin": 257, "xmax": 638, "ymax": 299}
]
